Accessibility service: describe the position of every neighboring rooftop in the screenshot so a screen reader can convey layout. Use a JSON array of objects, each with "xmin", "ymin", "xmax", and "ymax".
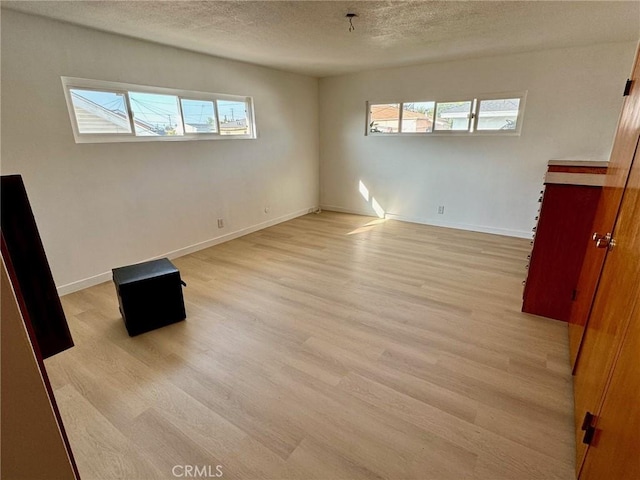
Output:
[
  {"xmin": 371, "ymin": 104, "xmax": 429, "ymax": 121},
  {"xmin": 445, "ymin": 99, "xmax": 521, "ymax": 113}
]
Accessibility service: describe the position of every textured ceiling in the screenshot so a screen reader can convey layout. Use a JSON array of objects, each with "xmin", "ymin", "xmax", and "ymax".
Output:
[{"xmin": 3, "ymin": 1, "xmax": 639, "ymax": 77}]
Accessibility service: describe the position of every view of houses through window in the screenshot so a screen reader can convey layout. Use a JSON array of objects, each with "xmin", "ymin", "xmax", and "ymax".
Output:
[
  {"xmin": 368, "ymin": 93, "xmax": 525, "ymax": 135},
  {"xmin": 434, "ymin": 101, "xmax": 473, "ymax": 131},
  {"xmin": 63, "ymin": 77, "xmax": 255, "ymax": 143}
]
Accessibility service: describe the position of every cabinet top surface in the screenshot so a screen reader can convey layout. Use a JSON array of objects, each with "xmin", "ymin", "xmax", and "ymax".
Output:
[
  {"xmin": 548, "ymin": 160, "xmax": 609, "ymax": 168},
  {"xmin": 544, "ymin": 172, "xmax": 607, "ymax": 187}
]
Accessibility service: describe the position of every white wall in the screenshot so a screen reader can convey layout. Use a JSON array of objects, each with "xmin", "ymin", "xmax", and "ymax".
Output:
[
  {"xmin": 319, "ymin": 42, "xmax": 637, "ymax": 237},
  {"xmin": 1, "ymin": 10, "xmax": 319, "ymax": 294}
]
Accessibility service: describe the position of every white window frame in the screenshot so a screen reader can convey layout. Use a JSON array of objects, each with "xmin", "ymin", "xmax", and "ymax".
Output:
[
  {"xmin": 67, "ymin": 85, "xmax": 135, "ymax": 139},
  {"xmin": 367, "ymin": 102, "xmax": 402, "ymax": 134},
  {"xmin": 366, "ymin": 91, "xmax": 526, "ymax": 137},
  {"xmin": 400, "ymin": 101, "xmax": 436, "ymax": 134},
  {"xmin": 472, "ymin": 92, "xmax": 526, "ymax": 135},
  {"xmin": 180, "ymin": 96, "xmax": 219, "ymax": 135},
  {"xmin": 432, "ymin": 99, "xmax": 475, "ymax": 134},
  {"xmin": 62, "ymin": 77, "xmax": 256, "ymax": 144}
]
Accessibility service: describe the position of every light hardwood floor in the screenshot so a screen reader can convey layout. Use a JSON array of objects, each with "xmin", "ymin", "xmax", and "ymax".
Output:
[{"xmin": 45, "ymin": 212, "xmax": 575, "ymax": 480}]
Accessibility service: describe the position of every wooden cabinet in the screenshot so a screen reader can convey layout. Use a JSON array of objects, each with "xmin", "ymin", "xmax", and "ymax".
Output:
[
  {"xmin": 1, "ymin": 175, "xmax": 74, "ymax": 359},
  {"xmin": 522, "ymin": 161, "xmax": 606, "ymax": 322},
  {"xmin": 578, "ymin": 299, "xmax": 640, "ymax": 480},
  {"xmin": 1, "ymin": 174, "xmax": 79, "ymax": 477},
  {"xmin": 571, "ymin": 45, "xmax": 640, "ymax": 479},
  {"xmin": 1, "ymin": 255, "xmax": 79, "ymax": 479},
  {"xmin": 568, "ymin": 52, "xmax": 640, "ymax": 370},
  {"xmin": 574, "ymin": 140, "xmax": 640, "ymax": 477}
]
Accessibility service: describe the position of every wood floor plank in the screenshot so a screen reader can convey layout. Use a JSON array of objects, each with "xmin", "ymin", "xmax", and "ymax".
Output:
[
  {"xmin": 54, "ymin": 384, "xmax": 164, "ymax": 480},
  {"xmin": 279, "ymin": 437, "xmax": 386, "ymax": 480},
  {"xmin": 45, "ymin": 212, "xmax": 575, "ymax": 479},
  {"xmin": 337, "ymin": 372, "xmax": 572, "ymax": 479},
  {"xmin": 124, "ymin": 408, "xmax": 231, "ymax": 479}
]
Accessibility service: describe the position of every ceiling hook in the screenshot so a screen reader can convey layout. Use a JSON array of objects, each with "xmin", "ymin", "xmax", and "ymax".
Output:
[{"xmin": 346, "ymin": 13, "xmax": 358, "ymax": 32}]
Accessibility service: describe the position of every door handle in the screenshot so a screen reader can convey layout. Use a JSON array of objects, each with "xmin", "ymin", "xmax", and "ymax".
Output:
[
  {"xmin": 581, "ymin": 411, "xmax": 597, "ymax": 445},
  {"xmin": 595, "ymin": 233, "xmax": 616, "ymax": 250}
]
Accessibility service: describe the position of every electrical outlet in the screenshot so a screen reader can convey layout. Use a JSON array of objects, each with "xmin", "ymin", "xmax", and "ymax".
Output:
[
  {"xmin": 438, "ymin": 205, "xmax": 445, "ymax": 215},
  {"xmin": 217, "ymin": 218, "xmax": 224, "ymax": 228}
]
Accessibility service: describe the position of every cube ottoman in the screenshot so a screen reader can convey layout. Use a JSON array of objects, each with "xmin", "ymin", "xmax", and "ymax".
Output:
[{"xmin": 112, "ymin": 258, "xmax": 186, "ymax": 336}]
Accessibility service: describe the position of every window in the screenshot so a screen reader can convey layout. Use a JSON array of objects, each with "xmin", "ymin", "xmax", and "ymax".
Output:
[
  {"xmin": 369, "ymin": 103, "xmax": 400, "ymax": 133},
  {"xmin": 62, "ymin": 77, "xmax": 255, "ymax": 143},
  {"xmin": 181, "ymin": 99, "xmax": 217, "ymax": 133},
  {"xmin": 129, "ymin": 91, "xmax": 184, "ymax": 136},
  {"xmin": 476, "ymin": 97, "xmax": 521, "ymax": 131},
  {"xmin": 69, "ymin": 88, "xmax": 132, "ymax": 135},
  {"xmin": 402, "ymin": 102, "xmax": 434, "ymax": 133},
  {"xmin": 367, "ymin": 92, "xmax": 525, "ymax": 136},
  {"xmin": 434, "ymin": 101, "xmax": 473, "ymax": 132},
  {"xmin": 217, "ymin": 100, "xmax": 251, "ymax": 136}
]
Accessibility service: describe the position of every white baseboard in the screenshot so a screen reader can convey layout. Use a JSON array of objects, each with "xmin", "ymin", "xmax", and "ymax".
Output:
[
  {"xmin": 320, "ymin": 204, "xmax": 379, "ymax": 218},
  {"xmin": 57, "ymin": 206, "xmax": 317, "ymax": 296},
  {"xmin": 320, "ymin": 204, "xmax": 531, "ymax": 238},
  {"xmin": 384, "ymin": 212, "xmax": 532, "ymax": 239}
]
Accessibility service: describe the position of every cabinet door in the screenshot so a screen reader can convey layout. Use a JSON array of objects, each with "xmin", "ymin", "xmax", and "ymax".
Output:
[
  {"xmin": 578, "ymin": 300, "xmax": 640, "ymax": 480},
  {"xmin": 522, "ymin": 183, "xmax": 600, "ymax": 322},
  {"xmin": 568, "ymin": 50, "xmax": 640, "ymax": 368},
  {"xmin": 572, "ymin": 138, "xmax": 640, "ymax": 473}
]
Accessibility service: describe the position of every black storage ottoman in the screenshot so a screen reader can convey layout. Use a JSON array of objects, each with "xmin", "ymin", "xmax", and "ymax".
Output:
[{"xmin": 112, "ymin": 258, "xmax": 186, "ymax": 336}]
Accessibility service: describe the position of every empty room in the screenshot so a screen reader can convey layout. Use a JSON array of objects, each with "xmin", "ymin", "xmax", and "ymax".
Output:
[{"xmin": 1, "ymin": 1, "xmax": 639, "ymax": 479}]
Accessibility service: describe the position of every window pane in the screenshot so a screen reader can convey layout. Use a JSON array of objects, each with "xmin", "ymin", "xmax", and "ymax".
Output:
[
  {"xmin": 477, "ymin": 98, "xmax": 521, "ymax": 131},
  {"xmin": 217, "ymin": 100, "xmax": 250, "ymax": 135},
  {"xmin": 129, "ymin": 92, "xmax": 183, "ymax": 136},
  {"xmin": 70, "ymin": 89, "xmax": 132, "ymax": 134},
  {"xmin": 434, "ymin": 101, "xmax": 473, "ymax": 131},
  {"xmin": 181, "ymin": 99, "xmax": 217, "ymax": 133},
  {"xmin": 369, "ymin": 103, "xmax": 400, "ymax": 133},
  {"xmin": 401, "ymin": 102, "xmax": 435, "ymax": 133}
]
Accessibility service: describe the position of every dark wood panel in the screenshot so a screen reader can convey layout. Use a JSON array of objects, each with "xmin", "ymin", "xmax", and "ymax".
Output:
[
  {"xmin": 547, "ymin": 165, "xmax": 608, "ymax": 174},
  {"xmin": 522, "ymin": 184, "xmax": 601, "ymax": 322},
  {"xmin": 1, "ymin": 175, "xmax": 73, "ymax": 359}
]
